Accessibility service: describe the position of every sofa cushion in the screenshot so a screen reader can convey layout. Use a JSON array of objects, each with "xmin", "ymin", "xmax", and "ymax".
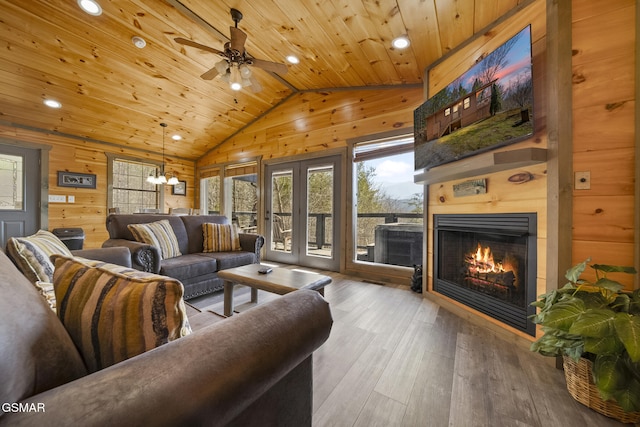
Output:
[
  {"xmin": 160, "ymin": 253, "xmax": 218, "ymax": 281},
  {"xmin": 52, "ymin": 255, "xmax": 192, "ymax": 373},
  {"xmin": 199, "ymin": 251, "xmax": 257, "ymax": 270},
  {"xmin": 128, "ymin": 219, "xmax": 182, "ymax": 260},
  {"xmin": 203, "ymin": 223, "xmax": 241, "ymax": 252},
  {"xmin": 0, "ymin": 251, "xmax": 87, "ymax": 405},
  {"xmin": 6, "ymin": 229, "xmax": 72, "ymax": 283}
]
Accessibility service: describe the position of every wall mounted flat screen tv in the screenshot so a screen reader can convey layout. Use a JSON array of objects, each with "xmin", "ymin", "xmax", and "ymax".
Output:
[{"xmin": 414, "ymin": 26, "xmax": 533, "ymax": 171}]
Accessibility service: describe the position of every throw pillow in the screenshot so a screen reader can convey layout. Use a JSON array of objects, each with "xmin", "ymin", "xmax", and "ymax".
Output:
[
  {"xmin": 35, "ymin": 281, "xmax": 57, "ymax": 312},
  {"xmin": 127, "ymin": 219, "xmax": 182, "ymax": 260},
  {"xmin": 6, "ymin": 229, "xmax": 73, "ymax": 283},
  {"xmin": 203, "ymin": 223, "xmax": 240, "ymax": 252},
  {"xmin": 52, "ymin": 254, "xmax": 192, "ymax": 373}
]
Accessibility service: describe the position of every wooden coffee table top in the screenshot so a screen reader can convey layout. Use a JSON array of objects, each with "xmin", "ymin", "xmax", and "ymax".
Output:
[{"xmin": 218, "ymin": 264, "xmax": 331, "ymax": 295}]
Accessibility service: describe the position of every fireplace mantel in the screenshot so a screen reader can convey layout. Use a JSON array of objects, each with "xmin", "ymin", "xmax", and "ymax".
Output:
[{"xmin": 414, "ymin": 147, "xmax": 547, "ymax": 185}]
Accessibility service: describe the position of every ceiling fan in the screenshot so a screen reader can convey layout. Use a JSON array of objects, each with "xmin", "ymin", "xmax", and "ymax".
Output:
[{"xmin": 175, "ymin": 8, "xmax": 288, "ymax": 93}]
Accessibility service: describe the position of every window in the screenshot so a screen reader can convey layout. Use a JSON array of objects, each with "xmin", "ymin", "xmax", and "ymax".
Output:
[
  {"xmin": 453, "ymin": 104, "xmax": 459, "ymax": 113},
  {"xmin": 200, "ymin": 160, "xmax": 258, "ymax": 231},
  {"xmin": 0, "ymin": 154, "xmax": 23, "ymax": 210},
  {"xmin": 352, "ymin": 134, "xmax": 423, "ymax": 268},
  {"xmin": 463, "ymin": 97, "xmax": 471, "ymax": 109},
  {"xmin": 224, "ymin": 162, "xmax": 257, "ymax": 231},
  {"xmin": 108, "ymin": 156, "xmax": 161, "ymax": 214},
  {"xmin": 444, "ymin": 108, "xmax": 450, "ymax": 116}
]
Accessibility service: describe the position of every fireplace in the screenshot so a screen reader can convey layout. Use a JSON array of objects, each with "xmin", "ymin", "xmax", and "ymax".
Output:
[{"xmin": 433, "ymin": 213, "xmax": 537, "ymax": 336}]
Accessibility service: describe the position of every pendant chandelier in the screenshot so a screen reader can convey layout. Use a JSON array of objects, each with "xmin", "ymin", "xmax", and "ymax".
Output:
[{"xmin": 147, "ymin": 122, "xmax": 179, "ymax": 185}]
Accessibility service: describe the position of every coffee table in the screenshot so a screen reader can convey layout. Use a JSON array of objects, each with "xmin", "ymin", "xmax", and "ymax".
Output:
[{"xmin": 218, "ymin": 264, "xmax": 332, "ymax": 316}]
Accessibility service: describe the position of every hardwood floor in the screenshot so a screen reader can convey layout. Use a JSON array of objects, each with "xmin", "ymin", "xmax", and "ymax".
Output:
[{"xmin": 191, "ymin": 269, "xmax": 627, "ymax": 427}]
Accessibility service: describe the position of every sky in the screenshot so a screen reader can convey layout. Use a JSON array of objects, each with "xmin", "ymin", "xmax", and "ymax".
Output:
[{"xmin": 365, "ymin": 152, "xmax": 421, "ymax": 200}]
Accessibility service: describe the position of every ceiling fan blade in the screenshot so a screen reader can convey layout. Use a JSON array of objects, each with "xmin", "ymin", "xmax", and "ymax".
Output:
[
  {"xmin": 248, "ymin": 76, "xmax": 262, "ymax": 93},
  {"xmin": 200, "ymin": 67, "xmax": 219, "ymax": 80},
  {"xmin": 229, "ymin": 27, "xmax": 247, "ymax": 54},
  {"xmin": 174, "ymin": 37, "xmax": 225, "ymax": 56},
  {"xmin": 249, "ymin": 58, "xmax": 288, "ymax": 75}
]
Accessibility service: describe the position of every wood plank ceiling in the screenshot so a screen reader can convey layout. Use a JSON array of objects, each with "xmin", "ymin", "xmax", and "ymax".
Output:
[{"xmin": 0, "ymin": 0, "xmax": 525, "ymax": 161}]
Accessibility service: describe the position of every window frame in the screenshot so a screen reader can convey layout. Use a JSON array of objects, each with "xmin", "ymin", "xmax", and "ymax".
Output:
[
  {"xmin": 346, "ymin": 128, "xmax": 424, "ymax": 280},
  {"xmin": 106, "ymin": 153, "xmax": 163, "ymax": 213}
]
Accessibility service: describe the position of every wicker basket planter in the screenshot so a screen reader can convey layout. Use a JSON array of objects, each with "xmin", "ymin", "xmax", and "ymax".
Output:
[{"xmin": 563, "ymin": 356, "xmax": 640, "ymax": 424}]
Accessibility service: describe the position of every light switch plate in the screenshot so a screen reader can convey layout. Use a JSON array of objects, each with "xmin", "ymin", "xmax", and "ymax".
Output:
[
  {"xmin": 48, "ymin": 195, "xmax": 66, "ymax": 203},
  {"xmin": 68, "ymin": 195, "xmax": 75, "ymax": 203},
  {"xmin": 575, "ymin": 171, "xmax": 591, "ymax": 190}
]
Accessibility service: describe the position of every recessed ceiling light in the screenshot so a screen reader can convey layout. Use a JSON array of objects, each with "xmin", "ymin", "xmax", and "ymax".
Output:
[
  {"xmin": 172, "ymin": 134, "xmax": 182, "ymax": 141},
  {"xmin": 43, "ymin": 99, "xmax": 62, "ymax": 109},
  {"xmin": 392, "ymin": 36, "xmax": 410, "ymax": 49},
  {"xmin": 132, "ymin": 36, "xmax": 146, "ymax": 49},
  {"xmin": 286, "ymin": 55, "xmax": 300, "ymax": 64},
  {"xmin": 77, "ymin": 0, "xmax": 102, "ymax": 16}
]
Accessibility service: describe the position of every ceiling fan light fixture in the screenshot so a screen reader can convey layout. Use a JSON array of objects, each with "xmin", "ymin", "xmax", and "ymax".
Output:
[
  {"xmin": 239, "ymin": 64, "xmax": 252, "ymax": 79},
  {"xmin": 215, "ymin": 59, "xmax": 229, "ymax": 75},
  {"xmin": 167, "ymin": 176, "xmax": 180, "ymax": 186},
  {"xmin": 77, "ymin": 0, "xmax": 102, "ymax": 16},
  {"xmin": 229, "ymin": 65, "xmax": 242, "ymax": 91}
]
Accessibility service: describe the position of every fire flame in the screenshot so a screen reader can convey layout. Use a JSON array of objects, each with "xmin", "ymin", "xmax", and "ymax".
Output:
[{"xmin": 466, "ymin": 243, "xmax": 506, "ymax": 274}]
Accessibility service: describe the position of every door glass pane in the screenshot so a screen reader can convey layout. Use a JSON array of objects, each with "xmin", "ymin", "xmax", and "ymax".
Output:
[
  {"xmin": 204, "ymin": 176, "xmax": 220, "ymax": 214},
  {"xmin": 271, "ymin": 170, "xmax": 292, "ymax": 252},
  {"xmin": 307, "ymin": 165, "xmax": 333, "ymax": 258},
  {"xmin": 229, "ymin": 173, "xmax": 257, "ymax": 232},
  {"xmin": 0, "ymin": 154, "xmax": 23, "ymax": 210}
]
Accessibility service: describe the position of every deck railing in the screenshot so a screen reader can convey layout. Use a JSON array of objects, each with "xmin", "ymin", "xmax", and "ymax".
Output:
[{"xmin": 229, "ymin": 211, "xmax": 423, "ymax": 250}]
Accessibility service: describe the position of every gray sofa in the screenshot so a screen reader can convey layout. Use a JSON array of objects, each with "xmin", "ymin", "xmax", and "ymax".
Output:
[
  {"xmin": 0, "ymin": 249, "xmax": 333, "ymax": 426},
  {"xmin": 102, "ymin": 214, "xmax": 265, "ymax": 300}
]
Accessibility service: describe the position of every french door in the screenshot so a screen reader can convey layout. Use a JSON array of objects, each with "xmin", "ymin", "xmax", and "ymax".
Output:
[{"xmin": 264, "ymin": 155, "xmax": 341, "ymax": 271}]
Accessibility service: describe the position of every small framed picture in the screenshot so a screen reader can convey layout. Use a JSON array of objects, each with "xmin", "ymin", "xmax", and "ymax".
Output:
[
  {"xmin": 57, "ymin": 171, "xmax": 97, "ymax": 189},
  {"xmin": 172, "ymin": 180, "xmax": 186, "ymax": 196}
]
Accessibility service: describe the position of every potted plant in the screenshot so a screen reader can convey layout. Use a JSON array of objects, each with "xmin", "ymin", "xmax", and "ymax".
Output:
[{"xmin": 530, "ymin": 258, "xmax": 640, "ymax": 420}]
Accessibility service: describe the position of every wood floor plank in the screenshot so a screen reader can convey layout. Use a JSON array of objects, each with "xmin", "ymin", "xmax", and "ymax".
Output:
[
  {"xmin": 353, "ymin": 391, "xmax": 408, "ymax": 427},
  {"xmin": 313, "ymin": 336, "xmax": 393, "ymax": 427},
  {"xmin": 374, "ymin": 308, "xmax": 436, "ymax": 404},
  {"xmin": 402, "ymin": 341, "xmax": 455, "ymax": 426}
]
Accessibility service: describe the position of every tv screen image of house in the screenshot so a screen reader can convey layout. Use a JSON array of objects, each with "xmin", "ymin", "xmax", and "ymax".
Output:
[{"xmin": 414, "ymin": 25, "xmax": 533, "ymax": 171}]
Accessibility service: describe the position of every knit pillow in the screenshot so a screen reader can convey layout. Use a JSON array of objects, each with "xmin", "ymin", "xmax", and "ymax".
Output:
[
  {"xmin": 52, "ymin": 255, "xmax": 192, "ymax": 373},
  {"xmin": 6, "ymin": 230, "xmax": 72, "ymax": 283},
  {"xmin": 128, "ymin": 220, "xmax": 182, "ymax": 260},
  {"xmin": 35, "ymin": 281, "xmax": 57, "ymax": 312},
  {"xmin": 203, "ymin": 223, "xmax": 240, "ymax": 252}
]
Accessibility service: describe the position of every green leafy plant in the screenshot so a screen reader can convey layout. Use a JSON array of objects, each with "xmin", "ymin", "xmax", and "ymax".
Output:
[{"xmin": 530, "ymin": 259, "xmax": 640, "ymax": 412}]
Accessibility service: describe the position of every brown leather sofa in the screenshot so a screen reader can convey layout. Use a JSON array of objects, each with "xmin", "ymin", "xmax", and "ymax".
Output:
[
  {"xmin": 0, "ymin": 249, "xmax": 333, "ymax": 426},
  {"xmin": 102, "ymin": 214, "xmax": 265, "ymax": 300}
]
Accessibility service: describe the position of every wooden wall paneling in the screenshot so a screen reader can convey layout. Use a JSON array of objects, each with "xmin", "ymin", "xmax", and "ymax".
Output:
[
  {"xmin": 197, "ymin": 88, "xmax": 424, "ymax": 167},
  {"xmin": 572, "ymin": 195, "xmax": 635, "ymax": 242},
  {"xmin": 0, "ymin": 123, "xmax": 196, "ymax": 249},
  {"xmin": 571, "ymin": 0, "xmax": 636, "ymax": 277},
  {"xmin": 572, "ymin": 102, "xmax": 635, "ymax": 151},
  {"xmin": 572, "ymin": 148, "xmax": 635, "ymax": 196}
]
